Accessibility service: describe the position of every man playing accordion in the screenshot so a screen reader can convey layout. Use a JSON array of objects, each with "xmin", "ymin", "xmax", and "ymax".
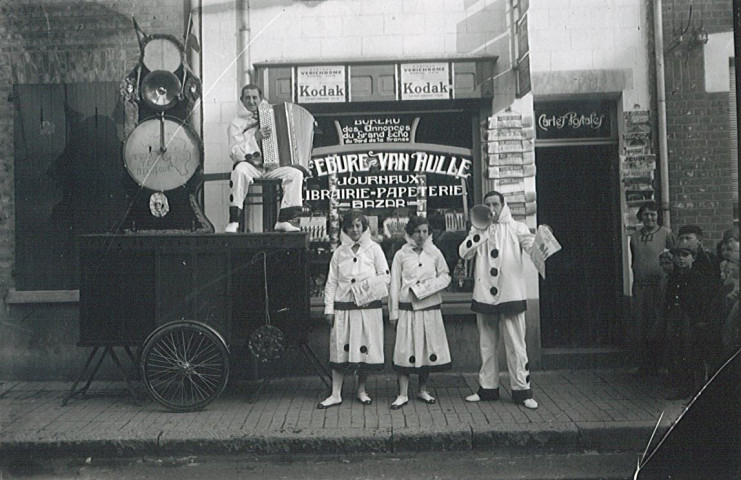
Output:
[{"xmin": 225, "ymin": 84, "xmax": 303, "ymax": 233}]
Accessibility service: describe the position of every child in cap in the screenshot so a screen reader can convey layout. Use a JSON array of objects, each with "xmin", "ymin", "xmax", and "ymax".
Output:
[{"xmin": 664, "ymin": 245, "xmax": 714, "ymax": 400}]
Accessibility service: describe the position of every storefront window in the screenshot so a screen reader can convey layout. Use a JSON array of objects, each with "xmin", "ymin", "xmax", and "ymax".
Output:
[{"xmin": 303, "ymin": 110, "xmax": 477, "ymax": 296}]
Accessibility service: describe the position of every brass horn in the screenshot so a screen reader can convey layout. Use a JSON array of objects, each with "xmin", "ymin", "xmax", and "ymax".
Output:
[
  {"xmin": 141, "ymin": 70, "xmax": 182, "ymax": 111},
  {"xmin": 470, "ymin": 204, "xmax": 494, "ymax": 230}
]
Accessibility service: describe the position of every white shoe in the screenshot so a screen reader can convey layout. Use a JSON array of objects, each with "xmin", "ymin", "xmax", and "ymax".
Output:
[
  {"xmin": 522, "ymin": 398, "xmax": 538, "ymax": 409},
  {"xmin": 274, "ymin": 221, "xmax": 300, "ymax": 232},
  {"xmin": 465, "ymin": 393, "xmax": 481, "ymax": 402},
  {"xmin": 225, "ymin": 222, "xmax": 239, "ymax": 233}
]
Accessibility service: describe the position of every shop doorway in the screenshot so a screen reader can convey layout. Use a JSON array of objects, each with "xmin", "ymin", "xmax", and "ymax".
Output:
[{"xmin": 535, "ymin": 144, "xmax": 623, "ymax": 347}]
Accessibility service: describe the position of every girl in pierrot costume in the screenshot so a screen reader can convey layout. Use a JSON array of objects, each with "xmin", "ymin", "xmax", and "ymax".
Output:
[
  {"xmin": 318, "ymin": 210, "xmax": 390, "ymax": 409},
  {"xmin": 388, "ymin": 215, "xmax": 452, "ymax": 409}
]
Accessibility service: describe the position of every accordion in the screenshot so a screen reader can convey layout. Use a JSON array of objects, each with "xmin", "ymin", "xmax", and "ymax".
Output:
[{"xmin": 258, "ymin": 102, "xmax": 315, "ymax": 176}]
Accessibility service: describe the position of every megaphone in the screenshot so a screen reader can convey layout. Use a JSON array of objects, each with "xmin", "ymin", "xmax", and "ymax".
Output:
[
  {"xmin": 470, "ymin": 204, "xmax": 494, "ymax": 230},
  {"xmin": 140, "ymin": 70, "xmax": 182, "ymax": 111}
]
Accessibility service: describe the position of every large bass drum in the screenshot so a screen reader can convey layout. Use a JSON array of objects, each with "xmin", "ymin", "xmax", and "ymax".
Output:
[{"xmin": 123, "ymin": 117, "xmax": 201, "ymax": 192}]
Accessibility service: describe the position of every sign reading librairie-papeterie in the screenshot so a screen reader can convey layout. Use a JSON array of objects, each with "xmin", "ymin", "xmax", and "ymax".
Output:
[
  {"xmin": 400, "ymin": 62, "xmax": 451, "ymax": 100},
  {"xmin": 296, "ymin": 65, "xmax": 346, "ymax": 103}
]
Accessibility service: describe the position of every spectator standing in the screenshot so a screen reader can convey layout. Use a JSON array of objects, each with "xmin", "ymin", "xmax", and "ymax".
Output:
[
  {"xmin": 629, "ymin": 202, "xmax": 677, "ymax": 376},
  {"xmin": 664, "ymin": 245, "xmax": 714, "ymax": 400}
]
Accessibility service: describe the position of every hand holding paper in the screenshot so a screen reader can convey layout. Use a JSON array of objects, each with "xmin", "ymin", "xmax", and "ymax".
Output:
[
  {"xmin": 351, "ymin": 275, "xmax": 389, "ymax": 306},
  {"xmin": 530, "ymin": 225, "xmax": 561, "ymax": 278}
]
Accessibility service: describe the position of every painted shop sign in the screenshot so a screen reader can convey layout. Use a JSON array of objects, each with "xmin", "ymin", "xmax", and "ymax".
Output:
[
  {"xmin": 296, "ymin": 65, "xmax": 346, "ymax": 103},
  {"xmin": 311, "ymin": 150, "xmax": 472, "ymax": 179},
  {"xmin": 534, "ymin": 101, "xmax": 613, "ymax": 140},
  {"xmin": 308, "ymin": 112, "xmax": 474, "ymax": 211},
  {"xmin": 399, "ymin": 62, "xmax": 451, "ymax": 100}
]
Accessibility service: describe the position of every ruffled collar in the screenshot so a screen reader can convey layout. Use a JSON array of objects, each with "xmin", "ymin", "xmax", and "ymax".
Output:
[
  {"xmin": 235, "ymin": 99, "xmax": 270, "ymax": 119},
  {"xmin": 340, "ymin": 228, "xmax": 373, "ymax": 250},
  {"xmin": 402, "ymin": 234, "xmax": 435, "ymax": 254}
]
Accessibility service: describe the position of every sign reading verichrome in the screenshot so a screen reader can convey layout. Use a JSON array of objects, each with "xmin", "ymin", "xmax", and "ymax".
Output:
[
  {"xmin": 400, "ymin": 62, "xmax": 451, "ymax": 100},
  {"xmin": 296, "ymin": 65, "xmax": 346, "ymax": 103}
]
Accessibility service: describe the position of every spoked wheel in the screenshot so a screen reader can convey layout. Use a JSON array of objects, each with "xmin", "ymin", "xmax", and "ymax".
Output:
[{"xmin": 140, "ymin": 320, "xmax": 230, "ymax": 412}]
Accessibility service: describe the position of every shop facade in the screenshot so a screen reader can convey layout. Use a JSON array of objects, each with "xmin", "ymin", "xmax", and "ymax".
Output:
[{"xmin": 0, "ymin": 0, "xmax": 736, "ymax": 379}]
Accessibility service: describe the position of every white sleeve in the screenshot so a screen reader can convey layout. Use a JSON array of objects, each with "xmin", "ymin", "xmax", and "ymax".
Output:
[
  {"xmin": 323, "ymin": 253, "xmax": 339, "ymax": 315},
  {"xmin": 458, "ymin": 227, "xmax": 487, "ymax": 259}
]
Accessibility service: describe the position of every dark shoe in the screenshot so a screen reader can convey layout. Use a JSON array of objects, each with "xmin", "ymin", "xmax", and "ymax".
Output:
[
  {"xmin": 357, "ymin": 392, "xmax": 372, "ymax": 406},
  {"xmin": 466, "ymin": 387, "xmax": 500, "ymax": 402},
  {"xmin": 390, "ymin": 395, "xmax": 408, "ymax": 410},
  {"xmin": 416, "ymin": 391, "xmax": 436, "ymax": 404},
  {"xmin": 317, "ymin": 397, "xmax": 342, "ymax": 409}
]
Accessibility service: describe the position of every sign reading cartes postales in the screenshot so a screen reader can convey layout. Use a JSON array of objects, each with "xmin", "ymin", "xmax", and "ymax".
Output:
[
  {"xmin": 296, "ymin": 65, "xmax": 346, "ymax": 103},
  {"xmin": 400, "ymin": 62, "xmax": 451, "ymax": 100}
]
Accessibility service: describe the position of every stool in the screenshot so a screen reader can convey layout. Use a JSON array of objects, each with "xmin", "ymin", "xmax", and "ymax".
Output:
[{"xmin": 241, "ymin": 178, "xmax": 282, "ymax": 233}]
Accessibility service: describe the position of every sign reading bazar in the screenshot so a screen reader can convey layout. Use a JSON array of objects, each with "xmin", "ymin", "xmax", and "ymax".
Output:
[
  {"xmin": 297, "ymin": 65, "xmax": 346, "ymax": 103},
  {"xmin": 400, "ymin": 62, "xmax": 451, "ymax": 100}
]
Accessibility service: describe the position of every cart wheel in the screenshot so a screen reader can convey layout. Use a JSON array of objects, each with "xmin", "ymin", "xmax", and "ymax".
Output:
[{"xmin": 140, "ymin": 320, "xmax": 230, "ymax": 412}]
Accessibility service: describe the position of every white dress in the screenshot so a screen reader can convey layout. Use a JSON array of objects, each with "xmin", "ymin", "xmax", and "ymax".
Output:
[
  {"xmin": 389, "ymin": 236, "xmax": 452, "ymax": 374},
  {"xmin": 324, "ymin": 229, "xmax": 390, "ymax": 371}
]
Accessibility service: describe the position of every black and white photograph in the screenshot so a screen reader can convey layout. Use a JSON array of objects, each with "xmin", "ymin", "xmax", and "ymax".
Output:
[{"xmin": 0, "ymin": 0, "xmax": 739, "ymax": 478}]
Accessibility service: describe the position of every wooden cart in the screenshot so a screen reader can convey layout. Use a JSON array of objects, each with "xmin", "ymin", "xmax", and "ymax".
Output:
[{"xmin": 65, "ymin": 232, "xmax": 328, "ymax": 411}]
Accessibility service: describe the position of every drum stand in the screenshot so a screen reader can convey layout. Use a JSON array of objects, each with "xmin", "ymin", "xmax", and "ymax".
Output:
[{"xmin": 62, "ymin": 346, "xmax": 142, "ymax": 406}]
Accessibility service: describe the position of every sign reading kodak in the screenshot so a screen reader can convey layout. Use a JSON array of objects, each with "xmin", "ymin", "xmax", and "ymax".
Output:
[{"xmin": 297, "ymin": 65, "xmax": 346, "ymax": 103}]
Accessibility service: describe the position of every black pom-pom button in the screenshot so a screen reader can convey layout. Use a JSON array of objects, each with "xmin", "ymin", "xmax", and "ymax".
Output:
[
  {"xmin": 344, "ymin": 344, "xmax": 350, "ymax": 352},
  {"xmin": 409, "ymin": 356, "xmax": 416, "ymax": 363},
  {"xmin": 489, "ymin": 287, "xmax": 498, "ymax": 296},
  {"xmin": 490, "ymin": 249, "xmax": 499, "ymax": 258},
  {"xmin": 430, "ymin": 354, "xmax": 437, "ymax": 362},
  {"xmin": 490, "ymin": 267, "xmax": 498, "ymax": 276},
  {"xmin": 473, "ymin": 234, "xmax": 481, "ymax": 242},
  {"xmin": 360, "ymin": 345, "xmax": 368, "ymax": 354}
]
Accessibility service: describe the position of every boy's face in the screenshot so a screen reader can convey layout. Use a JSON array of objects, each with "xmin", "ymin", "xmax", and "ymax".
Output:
[
  {"xmin": 660, "ymin": 257, "xmax": 674, "ymax": 275},
  {"xmin": 676, "ymin": 250, "xmax": 695, "ymax": 269},
  {"xmin": 678, "ymin": 233, "xmax": 701, "ymax": 251}
]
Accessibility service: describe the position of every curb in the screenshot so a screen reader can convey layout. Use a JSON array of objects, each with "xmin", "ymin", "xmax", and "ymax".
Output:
[{"xmin": 0, "ymin": 422, "xmax": 663, "ymax": 459}]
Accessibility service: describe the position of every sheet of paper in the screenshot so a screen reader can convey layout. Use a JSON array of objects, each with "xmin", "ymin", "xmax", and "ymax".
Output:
[
  {"xmin": 530, "ymin": 225, "xmax": 562, "ymax": 279},
  {"xmin": 351, "ymin": 275, "xmax": 389, "ymax": 306}
]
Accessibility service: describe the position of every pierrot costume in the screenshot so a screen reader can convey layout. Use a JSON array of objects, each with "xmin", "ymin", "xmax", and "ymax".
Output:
[
  {"xmin": 324, "ymin": 228, "xmax": 390, "ymax": 371},
  {"xmin": 389, "ymin": 235, "xmax": 452, "ymax": 374},
  {"xmin": 227, "ymin": 100, "xmax": 303, "ymax": 217},
  {"xmin": 458, "ymin": 204, "xmax": 535, "ymax": 403}
]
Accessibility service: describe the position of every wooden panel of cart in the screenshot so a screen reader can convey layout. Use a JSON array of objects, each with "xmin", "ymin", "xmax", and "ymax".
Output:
[{"xmin": 75, "ymin": 232, "xmax": 313, "ymax": 411}]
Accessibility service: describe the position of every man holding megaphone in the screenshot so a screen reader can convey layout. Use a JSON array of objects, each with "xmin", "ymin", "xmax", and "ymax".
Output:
[{"xmin": 458, "ymin": 190, "xmax": 538, "ymax": 409}]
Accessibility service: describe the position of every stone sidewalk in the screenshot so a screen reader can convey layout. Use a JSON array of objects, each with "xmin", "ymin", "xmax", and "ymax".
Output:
[{"xmin": 0, "ymin": 370, "xmax": 685, "ymax": 458}]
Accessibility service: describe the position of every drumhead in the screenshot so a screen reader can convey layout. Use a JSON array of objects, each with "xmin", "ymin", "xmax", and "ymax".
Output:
[{"xmin": 123, "ymin": 117, "xmax": 201, "ymax": 191}]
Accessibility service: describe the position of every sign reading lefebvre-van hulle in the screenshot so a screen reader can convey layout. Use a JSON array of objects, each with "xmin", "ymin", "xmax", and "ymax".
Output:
[{"xmin": 308, "ymin": 113, "xmax": 472, "ymax": 210}]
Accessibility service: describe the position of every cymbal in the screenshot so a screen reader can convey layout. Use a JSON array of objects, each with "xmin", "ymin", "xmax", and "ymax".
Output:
[{"xmin": 140, "ymin": 70, "xmax": 181, "ymax": 110}]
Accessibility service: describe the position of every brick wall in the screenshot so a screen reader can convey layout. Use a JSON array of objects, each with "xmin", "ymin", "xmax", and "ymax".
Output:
[
  {"xmin": 0, "ymin": 0, "xmax": 187, "ymax": 295},
  {"xmin": 662, "ymin": 0, "xmax": 735, "ymax": 244},
  {"xmin": 0, "ymin": 1, "xmax": 187, "ymax": 379}
]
